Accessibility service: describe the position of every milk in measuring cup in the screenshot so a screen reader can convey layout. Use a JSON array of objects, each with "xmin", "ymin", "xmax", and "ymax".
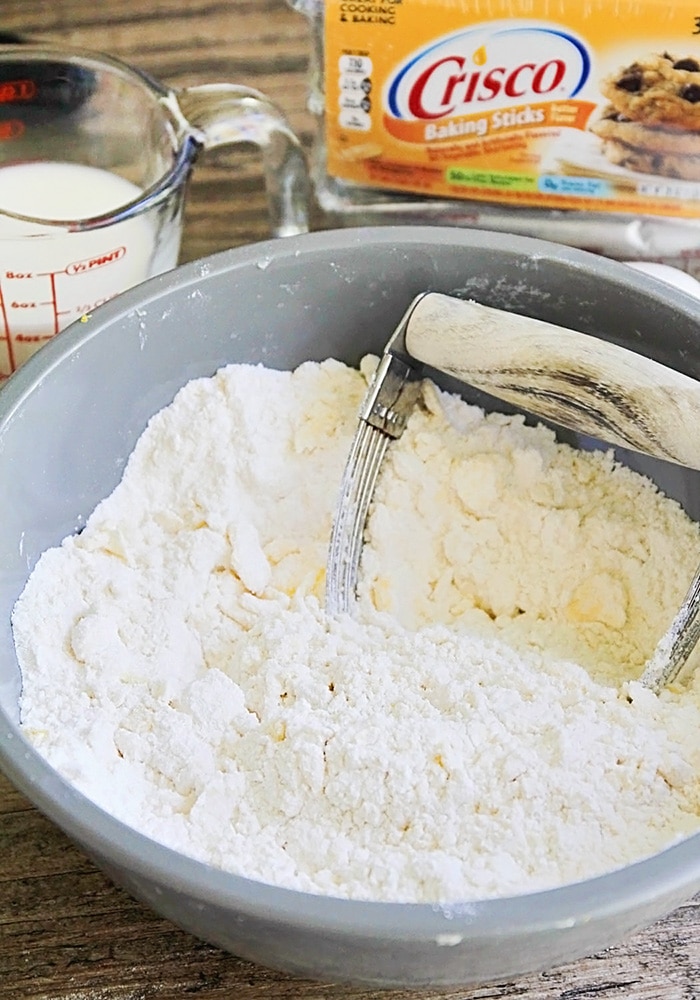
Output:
[{"xmin": 0, "ymin": 161, "xmax": 159, "ymax": 379}]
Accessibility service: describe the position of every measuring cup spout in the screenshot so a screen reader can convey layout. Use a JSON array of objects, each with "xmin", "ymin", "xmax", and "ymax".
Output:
[{"xmin": 175, "ymin": 83, "xmax": 310, "ymax": 238}]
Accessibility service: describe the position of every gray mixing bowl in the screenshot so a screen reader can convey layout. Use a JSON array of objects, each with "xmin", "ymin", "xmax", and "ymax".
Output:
[{"xmin": 0, "ymin": 226, "xmax": 699, "ymax": 988}]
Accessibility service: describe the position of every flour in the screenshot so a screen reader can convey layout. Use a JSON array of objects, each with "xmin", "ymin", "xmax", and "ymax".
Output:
[{"xmin": 12, "ymin": 359, "xmax": 700, "ymax": 903}]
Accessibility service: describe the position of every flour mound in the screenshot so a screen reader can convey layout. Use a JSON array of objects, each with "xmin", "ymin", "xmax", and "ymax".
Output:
[{"xmin": 12, "ymin": 359, "xmax": 700, "ymax": 903}]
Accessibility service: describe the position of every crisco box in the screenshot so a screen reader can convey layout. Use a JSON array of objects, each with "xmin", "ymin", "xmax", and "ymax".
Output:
[{"xmin": 290, "ymin": 0, "xmax": 700, "ymax": 274}]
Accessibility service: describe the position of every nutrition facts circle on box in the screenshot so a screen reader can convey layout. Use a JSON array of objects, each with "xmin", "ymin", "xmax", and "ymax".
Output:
[{"xmin": 338, "ymin": 54, "xmax": 373, "ymax": 131}]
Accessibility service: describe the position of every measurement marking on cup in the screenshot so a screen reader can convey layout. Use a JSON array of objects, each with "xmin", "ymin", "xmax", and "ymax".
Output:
[
  {"xmin": 0, "ymin": 246, "xmax": 131, "ymax": 377},
  {"xmin": 0, "ymin": 286, "xmax": 16, "ymax": 375},
  {"xmin": 49, "ymin": 272, "xmax": 60, "ymax": 336},
  {"xmin": 66, "ymin": 246, "xmax": 126, "ymax": 274},
  {"xmin": 15, "ymin": 333, "xmax": 54, "ymax": 343},
  {"xmin": 0, "ymin": 79, "xmax": 37, "ymax": 103}
]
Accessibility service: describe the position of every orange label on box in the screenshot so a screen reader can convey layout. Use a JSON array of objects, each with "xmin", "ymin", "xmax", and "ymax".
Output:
[{"xmin": 324, "ymin": 0, "xmax": 700, "ymax": 217}]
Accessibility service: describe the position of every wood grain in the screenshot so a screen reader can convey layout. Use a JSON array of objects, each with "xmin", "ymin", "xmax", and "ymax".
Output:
[
  {"xmin": 2, "ymin": 765, "xmax": 699, "ymax": 1000},
  {"xmin": 0, "ymin": 2, "xmax": 698, "ymax": 997}
]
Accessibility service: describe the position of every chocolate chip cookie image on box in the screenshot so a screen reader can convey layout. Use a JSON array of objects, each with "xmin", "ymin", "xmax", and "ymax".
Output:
[
  {"xmin": 591, "ymin": 104, "xmax": 700, "ymax": 155},
  {"xmin": 596, "ymin": 137, "xmax": 700, "ymax": 181},
  {"xmin": 587, "ymin": 53, "xmax": 700, "ymax": 181},
  {"xmin": 600, "ymin": 53, "xmax": 700, "ymax": 131},
  {"xmin": 589, "ymin": 103, "xmax": 700, "ymax": 180}
]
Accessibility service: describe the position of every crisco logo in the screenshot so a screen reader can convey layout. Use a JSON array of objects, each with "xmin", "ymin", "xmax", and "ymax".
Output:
[{"xmin": 386, "ymin": 23, "xmax": 590, "ymax": 120}]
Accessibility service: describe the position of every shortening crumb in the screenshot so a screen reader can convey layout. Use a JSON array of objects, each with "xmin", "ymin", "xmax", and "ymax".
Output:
[{"xmin": 12, "ymin": 359, "xmax": 700, "ymax": 903}]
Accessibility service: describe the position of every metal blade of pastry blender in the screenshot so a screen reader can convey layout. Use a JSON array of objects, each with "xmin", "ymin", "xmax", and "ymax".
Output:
[{"xmin": 325, "ymin": 291, "xmax": 700, "ymax": 691}]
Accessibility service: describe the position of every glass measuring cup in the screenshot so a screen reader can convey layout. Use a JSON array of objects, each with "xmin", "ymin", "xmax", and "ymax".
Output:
[{"xmin": 0, "ymin": 44, "xmax": 311, "ymax": 379}]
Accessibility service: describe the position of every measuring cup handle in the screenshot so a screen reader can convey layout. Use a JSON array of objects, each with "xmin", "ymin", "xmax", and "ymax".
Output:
[{"xmin": 175, "ymin": 83, "xmax": 310, "ymax": 238}]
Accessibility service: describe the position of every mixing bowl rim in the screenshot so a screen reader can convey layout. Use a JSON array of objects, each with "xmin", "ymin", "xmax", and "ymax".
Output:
[
  {"xmin": 6, "ymin": 223, "xmax": 700, "ymax": 402},
  {"xmin": 2, "ymin": 726, "xmax": 698, "ymax": 937}
]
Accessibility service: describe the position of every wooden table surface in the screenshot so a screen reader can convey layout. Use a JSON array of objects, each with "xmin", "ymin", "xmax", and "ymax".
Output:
[{"xmin": 0, "ymin": 1, "xmax": 698, "ymax": 997}]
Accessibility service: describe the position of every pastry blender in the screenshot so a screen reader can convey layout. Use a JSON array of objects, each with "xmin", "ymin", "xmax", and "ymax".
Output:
[{"xmin": 325, "ymin": 292, "xmax": 700, "ymax": 693}]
